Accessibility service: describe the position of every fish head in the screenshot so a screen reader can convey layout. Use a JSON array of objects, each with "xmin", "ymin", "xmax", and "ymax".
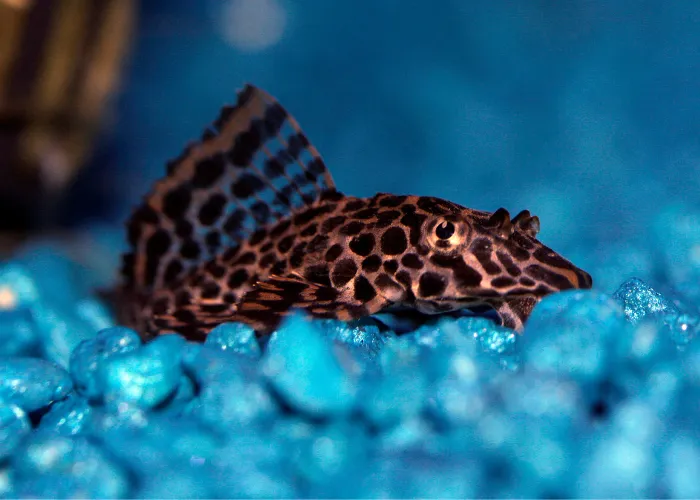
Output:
[{"xmin": 368, "ymin": 195, "xmax": 592, "ymax": 314}]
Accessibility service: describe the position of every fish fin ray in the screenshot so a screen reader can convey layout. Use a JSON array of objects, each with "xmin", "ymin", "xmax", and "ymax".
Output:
[{"xmin": 122, "ymin": 84, "xmax": 337, "ymax": 291}]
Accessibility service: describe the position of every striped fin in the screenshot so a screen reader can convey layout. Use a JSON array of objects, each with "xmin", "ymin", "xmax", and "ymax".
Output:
[{"xmin": 122, "ymin": 84, "xmax": 337, "ymax": 291}]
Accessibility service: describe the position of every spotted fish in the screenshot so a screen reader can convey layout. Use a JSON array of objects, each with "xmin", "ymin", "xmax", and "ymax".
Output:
[{"xmin": 118, "ymin": 84, "xmax": 593, "ymax": 341}]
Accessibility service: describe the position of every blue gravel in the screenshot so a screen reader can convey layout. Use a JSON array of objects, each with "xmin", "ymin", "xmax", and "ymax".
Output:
[
  {"xmin": 2, "ymin": 245, "xmax": 700, "ymax": 498},
  {"xmin": 0, "ymin": 358, "xmax": 73, "ymax": 413}
]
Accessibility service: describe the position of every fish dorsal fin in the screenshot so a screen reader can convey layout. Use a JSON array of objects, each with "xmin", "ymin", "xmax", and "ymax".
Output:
[{"xmin": 122, "ymin": 84, "xmax": 337, "ymax": 291}]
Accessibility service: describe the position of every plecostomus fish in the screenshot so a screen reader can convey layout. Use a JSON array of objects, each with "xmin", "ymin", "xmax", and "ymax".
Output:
[{"xmin": 117, "ymin": 84, "xmax": 593, "ymax": 341}]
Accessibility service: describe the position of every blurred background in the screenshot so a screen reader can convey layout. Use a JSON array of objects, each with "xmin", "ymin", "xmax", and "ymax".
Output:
[{"xmin": 1, "ymin": 0, "xmax": 699, "ymax": 294}]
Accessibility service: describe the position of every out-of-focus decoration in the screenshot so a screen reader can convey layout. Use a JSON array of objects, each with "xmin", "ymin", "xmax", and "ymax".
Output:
[
  {"xmin": 0, "ymin": 0, "xmax": 135, "ymax": 232},
  {"xmin": 215, "ymin": 0, "xmax": 287, "ymax": 51}
]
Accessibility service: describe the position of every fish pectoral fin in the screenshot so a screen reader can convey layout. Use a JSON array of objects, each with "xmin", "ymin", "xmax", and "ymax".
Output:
[
  {"xmin": 491, "ymin": 295, "xmax": 539, "ymax": 333},
  {"xmin": 232, "ymin": 274, "xmax": 386, "ymax": 334},
  {"xmin": 149, "ymin": 301, "xmax": 239, "ymax": 341}
]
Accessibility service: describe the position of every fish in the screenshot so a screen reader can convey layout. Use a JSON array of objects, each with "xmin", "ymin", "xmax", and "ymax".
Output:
[{"xmin": 117, "ymin": 84, "xmax": 593, "ymax": 341}]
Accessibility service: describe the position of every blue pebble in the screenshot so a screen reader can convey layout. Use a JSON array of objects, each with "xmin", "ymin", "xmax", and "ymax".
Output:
[
  {"xmin": 74, "ymin": 297, "xmax": 115, "ymax": 332},
  {"xmin": 182, "ymin": 342, "xmax": 257, "ymax": 387},
  {"xmin": 0, "ymin": 309, "xmax": 39, "ymax": 357},
  {"xmin": 182, "ymin": 344, "xmax": 276, "ymax": 425},
  {"xmin": 521, "ymin": 290, "xmax": 627, "ymax": 383},
  {"xmin": 269, "ymin": 415, "xmax": 315, "ymax": 442},
  {"xmin": 97, "ymin": 415, "xmax": 221, "ymax": 471},
  {"xmin": 613, "ymin": 278, "xmax": 700, "ymax": 346},
  {"xmin": 2, "ymin": 255, "xmax": 109, "ymax": 368},
  {"xmin": 0, "ymin": 263, "xmax": 41, "ymax": 309},
  {"xmin": 577, "ymin": 401, "xmax": 661, "ymax": 497},
  {"xmin": 376, "ymin": 416, "xmax": 437, "ymax": 453},
  {"xmin": 0, "ymin": 400, "xmax": 30, "ymax": 460},
  {"xmin": 613, "ymin": 278, "xmax": 679, "ymax": 325},
  {"xmin": 294, "ymin": 422, "xmax": 368, "ymax": 496},
  {"xmin": 680, "ymin": 335, "xmax": 700, "ymax": 388},
  {"xmin": 204, "ymin": 322, "xmax": 261, "ymax": 357},
  {"xmin": 474, "ymin": 321, "xmax": 517, "ymax": 355},
  {"xmin": 184, "ymin": 341, "xmax": 277, "ymax": 426},
  {"xmin": 420, "ymin": 319, "xmax": 505, "ymax": 380},
  {"xmin": 378, "ymin": 335, "xmax": 424, "ymax": 372},
  {"xmin": 191, "ymin": 377, "xmax": 277, "ymax": 428},
  {"xmin": 360, "ymin": 452, "xmax": 482, "ymax": 498},
  {"xmin": 663, "ymin": 434, "xmax": 700, "ymax": 498},
  {"xmin": 39, "ymin": 395, "xmax": 93, "ymax": 436},
  {"xmin": 86, "ymin": 405, "xmax": 149, "ymax": 436},
  {"xmin": 636, "ymin": 363, "xmax": 683, "ymax": 417},
  {"xmin": 454, "ymin": 316, "xmax": 520, "ymax": 370},
  {"xmin": 135, "ymin": 467, "xmax": 213, "ymax": 499},
  {"xmin": 500, "ymin": 414, "xmax": 579, "ymax": 498},
  {"xmin": 209, "ymin": 434, "xmax": 298, "ymax": 498},
  {"xmin": 262, "ymin": 312, "xmax": 357, "ymax": 417},
  {"xmin": 211, "ymin": 466, "xmax": 298, "ymax": 499},
  {"xmin": 614, "ymin": 321, "xmax": 678, "ymax": 373},
  {"xmin": 102, "ymin": 334, "xmax": 184, "ymax": 410},
  {"xmin": 330, "ymin": 341, "xmax": 383, "ymax": 387},
  {"xmin": 11, "ymin": 434, "xmax": 131, "ymax": 498},
  {"xmin": 425, "ymin": 349, "xmax": 491, "ymax": 428},
  {"xmin": 497, "ymin": 372, "xmax": 584, "ymax": 424},
  {"xmin": 162, "ymin": 375, "xmax": 197, "ymax": 415},
  {"xmin": 318, "ymin": 318, "xmax": 394, "ymax": 358},
  {"xmin": 32, "ymin": 303, "xmax": 105, "ymax": 368},
  {"xmin": 69, "ymin": 326, "xmax": 142, "ymax": 402},
  {"xmin": 361, "ymin": 351, "xmax": 427, "ymax": 427},
  {"xmin": 665, "ymin": 312, "xmax": 700, "ymax": 346},
  {"xmin": 0, "ymin": 358, "xmax": 72, "ymax": 412}
]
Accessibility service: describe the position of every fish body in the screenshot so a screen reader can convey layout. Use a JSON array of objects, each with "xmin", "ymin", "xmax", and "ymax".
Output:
[{"xmin": 119, "ymin": 85, "xmax": 592, "ymax": 340}]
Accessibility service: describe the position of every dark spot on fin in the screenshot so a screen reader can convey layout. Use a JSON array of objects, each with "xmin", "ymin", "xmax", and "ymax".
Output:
[{"xmin": 122, "ymin": 84, "xmax": 337, "ymax": 291}]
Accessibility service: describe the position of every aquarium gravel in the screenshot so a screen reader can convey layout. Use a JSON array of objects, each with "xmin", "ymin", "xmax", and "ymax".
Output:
[{"xmin": 0, "ymin": 226, "xmax": 698, "ymax": 499}]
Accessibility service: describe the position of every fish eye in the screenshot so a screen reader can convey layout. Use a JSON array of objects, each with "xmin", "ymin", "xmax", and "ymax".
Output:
[{"xmin": 435, "ymin": 221, "xmax": 455, "ymax": 240}]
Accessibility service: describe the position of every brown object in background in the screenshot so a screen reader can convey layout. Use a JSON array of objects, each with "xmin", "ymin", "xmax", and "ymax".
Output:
[{"xmin": 0, "ymin": 0, "xmax": 135, "ymax": 232}]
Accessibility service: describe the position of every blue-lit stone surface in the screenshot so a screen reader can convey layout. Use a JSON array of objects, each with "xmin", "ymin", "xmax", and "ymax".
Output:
[
  {"xmin": 0, "ymin": 358, "xmax": 73, "ymax": 413},
  {"xmin": 521, "ymin": 290, "xmax": 627, "ymax": 383},
  {"xmin": 70, "ymin": 326, "xmax": 142, "ymax": 402},
  {"xmin": 38, "ymin": 395, "xmax": 93, "ymax": 436},
  {"xmin": 613, "ymin": 278, "xmax": 679, "ymax": 325},
  {"xmin": 0, "ymin": 401, "xmax": 30, "ymax": 460},
  {"xmin": 10, "ymin": 434, "xmax": 130, "ymax": 498},
  {"xmin": 1, "ymin": 247, "xmax": 699, "ymax": 498},
  {"xmin": 102, "ymin": 334, "xmax": 184, "ymax": 410},
  {"xmin": 205, "ymin": 322, "xmax": 261, "ymax": 357},
  {"xmin": 0, "ymin": 309, "xmax": 39, "ymax": 357},
  {"xmin": 262, "ymin": 313, "xmax": 358, "ymax": 417}
]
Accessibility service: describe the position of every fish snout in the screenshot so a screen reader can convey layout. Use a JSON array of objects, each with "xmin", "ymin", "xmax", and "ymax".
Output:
[{"xmin": 575, "ymin": 267, "xmax": 593, "ymax": 289}]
